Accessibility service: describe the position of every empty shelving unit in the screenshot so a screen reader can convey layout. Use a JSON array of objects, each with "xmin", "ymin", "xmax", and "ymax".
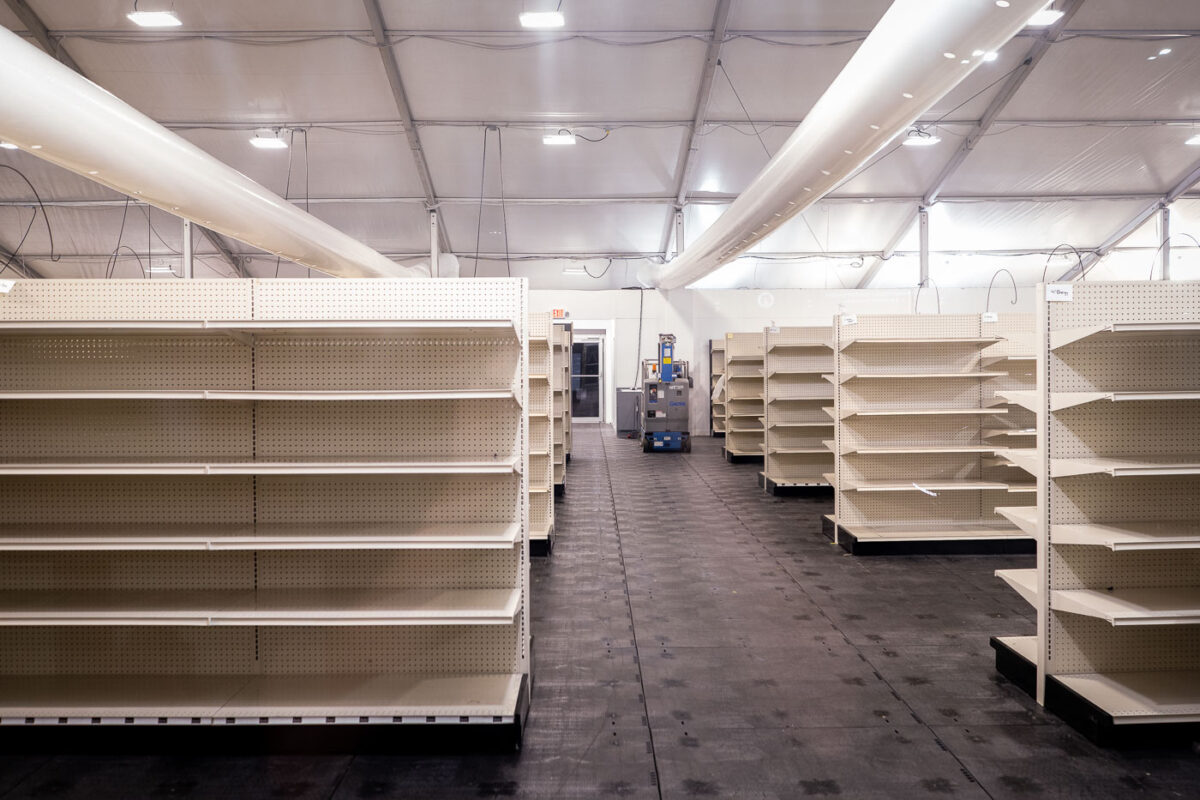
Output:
[
  {"xmin": 760, "ymin": 325, "xmax": 834, "ymax": 495},
  {"xmin": 992, "ymin": 281, "xmax": 1200, "ymax": 743},
  {"xmin": 722, "ymin": 331, "xmax": 765, "ymax": 463},
  {"xmin": 827, "ymin": 313, "xmax": 1035, "ymax": 555},
  {"xmin": 528, "ymin": 313, "xmax": 554, "ymax": 556},
  {"xmin": 560, "ymin": 322, "xmax": 573, "ymax": 466},
  {"xmin": 981, "ymin": 313, "xmax": 1038, "ymax": 494},
  {"xmin": 710, "ymin": 339, "xmax": 726, "ymax": 437},
  {"xmin": 552, "ymin": 322, "xmax": 569, "ymax": 494},
  {"xmin": 0, "ymin": 278, "xmax": 531, "ymax": 732}
]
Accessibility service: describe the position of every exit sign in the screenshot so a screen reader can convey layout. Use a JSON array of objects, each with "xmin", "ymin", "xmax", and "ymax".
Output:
[{"xmin": 551, "ymin": 309, "xmax": 567, "ymax": 319}]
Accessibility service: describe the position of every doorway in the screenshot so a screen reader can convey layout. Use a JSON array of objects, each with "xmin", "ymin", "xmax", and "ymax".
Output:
[{"xmin": 571, "ymin": 335, "xmax": 603, "ymax": 422}]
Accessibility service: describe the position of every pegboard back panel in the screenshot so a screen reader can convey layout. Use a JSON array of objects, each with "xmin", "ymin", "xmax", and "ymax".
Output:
[
  {"xmin": 768, "ymin": 376, "xmax": 832, "ymax": 400},
  {"xmin": 1048, "ymin": 475, "xmax": 1200, "ymax": 525},
  {"xmin": 841, "ymin": 453, "xmax": 981, "ymax": 482},
  {"xmin": 257, "ymin": 475, "xmax": 520, "ymax": 524},
  {"xmin": 765, "ymin": 453, "xmax": 830, "ymax": 483},
  {"xmin": 530, "ymin": 492, "xmax": 551, "ymax": 531},
  {"xmin": 0, "ymin": 476, "xmax": 252, "ymax": 524},
  {"xmin": 1048, "ymin": 615, "xmax": 1200, "ymax": 675},
  {"xmin": 1052, "ymin": 339, "xmax": 1200, "ymax": 393},
  {"xmin": 842, "ymin": 345, "xmax": 981, "ymax": 375},
  {"xmin": 251, "ymin": 279, "xmax": 525, "ymax": 328},
  {"xmin": 0, "ymin": 628, "xmax": 257, "ymax": 675},
  {"xmin": 0, "ymin": 280, "xmax": 252, "ymax": 321},
  {"xmin": 256, "ymin": 550, "xmax": 519, "ymax": 589},
  {"xmin": 0, "ymin": 400, "xmax": 252, "ymax": 460},
  {"xmin": 1046, "ymin": 280, "xmax": 1200, "ymax": 331},
  {"xmin": 528, "ymin": 312, "xmax": 551, "ymax": 341},
  {"xmin": 254, "ymin": 399, "xmax": 520, "ymax": 460},
  {"xmin": 1049, "ymin": 402, "xmax": 1200, "ymax": 459},
  {"xmin": 0, "ymin": 335, "xmax": 251, "ymax": 390},
  {"xmin": 839, "ymin": 416, "xmax": 984, "ymax": 451},
  {"xmin": 839, "ymin": 313, "xmax": 983, "ymax": 341},
  {"xmin": 769, "ymin": 405, "xmax": 833, "ymax": 425},
  {"xmin": 0, "ymin": 551, "xmax": 251, "ymax": 590},
  {"xmin": 981, "ymin": 313, "xmax": 1035, "ymax": 360},
  {"xmin": 724, "ymin": 332, "xmax": 764, "ymax": 360},
  {"xmin": 1051, "ymin": 547, "xmax": 1200, "ymax": 591},
  {"xmin": 841, "ymin": 381, "xmax": 982, "ymax": 411},
  {"xmin": 725, "ymin": 363, "xmax": 764, "ymax": 380},
  {"xmin": 768, "ymin": 352, "xmax": 833, "ymax": 374},
  {"xmin": 254, "ymin": 337, "xmax": 519, "ymax": 392},
  {"xmin": 837, "ymin": 491, "xmax": 1001, "ymax": 527},
  {"xmin": 766, "ymin": 326, "xmax": 831, "ymax": 349},
  {"xmin": 258, "ymin": 626, "xmax": 523, "ymax": 675}
]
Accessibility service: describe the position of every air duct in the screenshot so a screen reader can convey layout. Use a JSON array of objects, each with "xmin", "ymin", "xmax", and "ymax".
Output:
[
  {"xmin": 0, "ymin": 25, "xmax": 423, "ymax": 279},
  {"xmin": 648, "ymin": 0, "xmax": 1047, "ymax": 290}
]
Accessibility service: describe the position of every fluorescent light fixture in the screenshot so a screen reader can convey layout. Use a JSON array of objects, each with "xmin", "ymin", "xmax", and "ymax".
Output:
[
  {"xmin": 1027, "ymin": 6, "xmax": 1064, "ymax": 26},
  {"xmin": 0, "ymin": 142, "xmax": 17, "ymax": 150},
  {"xmin": 127, "ymin": 10, "xmax": 182, "ymax": 27},
  {"xmin": 542, "ymin": 130, "xmax": 576, "ymax": 146},
  {"xmin": 902, "ymin": 130, "xmax": 941, "ymax": 147},
  {"xmin": 562, "ymin": 263, "xmax": 588, "ymax": 275},
  {"xmin": 1185, "ymin": 133, "xmax": 1200, "ymax": 146},
  {"xmin": 519, "ymin": 11, "xmax": 565, "ymax": 29},
  {"xmin": 250, "ymin": 129, "xmax": 288, "ymax": 149}
]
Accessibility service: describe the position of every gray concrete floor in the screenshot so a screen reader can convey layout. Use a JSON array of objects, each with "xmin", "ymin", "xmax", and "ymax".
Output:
[{"xmin": 1, "ymin": 424, "xmax": 1197, "ymax": 798}]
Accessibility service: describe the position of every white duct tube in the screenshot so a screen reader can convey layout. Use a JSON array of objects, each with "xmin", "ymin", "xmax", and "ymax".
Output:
[
  {"xmin": 648, "ymin": 0, "xmax": 1047, "ymax": 290},
  {"xmin": 0, "ymin": 25, "xmax": 423, "ymax": 279}
]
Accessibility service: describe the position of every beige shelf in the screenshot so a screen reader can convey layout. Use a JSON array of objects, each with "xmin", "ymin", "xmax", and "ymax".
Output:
[
  {"xmin": 839, "ymin": 371, "xmax": 1005, "ymax": 383},
  {"xmin": 983, "ymin": 427, "xmax": 1036, "ymax": 438},
  {"xmin": 841, "ymin": 407, "xmax": 1006, "ymax": 419},
  {"xmin": 841, "ymin": 479, "xmax": 1011, "ymax": 492},
  {"xmin": 0, "ymin": 588, "xmax": 521, "ymax": 627},
  {"xmin": 725, "ymin": 355, "xmax": 764, "ymax": 363},
  {"xmin": 997, "ymin": 568, "xmax": 1039, "ymax": 608},
  {"xmin": 768, "ymin": 447, "xmax": 830, "ymax": 455},
  {"xmin": 996, "ymin": 390, "xmax": 1038, "ymax": 412},
  {"xmin": 1049, "ymin": 456, "xmax": 1200, "ymax": 478},
  {"xmin": 1049, "ymin": 391, "xmax": 1200, "ymax": 411},
  {"xmin": 0, "ymin": 672, "xmax": 525, "ymax": 722},
  {"xmin": 822, "ymin": 473, "xmax": 837, "ymax": 486},
  {"xmin": 1052, "ymin": 521, "xmax": 1200, "ymax": 551},
  {"xmin": 843, "ymin": 445, "xmax": 999, "ymax": 455},
  {"xmin": 1006, "ymin": 482, "xmax": 1036, "ymax": 493},
  {"xmin": 0, "ymin": 457, "xmax": 521, "ymax": 476},
  {"xmin": 1051, "ymin": 321, "xmax": 1200, "ymax": 350},
  {"xmin": 767, "ymin": 342, "xmax": 832, "ymax": 352},
  {"xmin": 841, "ymin": 522, "xmax": 1027, "ymax": 543},
  {"xmin": 769, "ymin": 421, "xmax": 834, "ymax": 429},
  {"xmin": 996, "ymin": 506, "xmax": 1039, "ymax": 537},
  {"xmin": 0, "ymin": 389, "xmax": 520, "ymax": 403},
  {"xmin": 995, "ymin": 634, "xmax": 1038, "ymax": 662},
  {"xmin": 1052, "ymin": 587, "xmax": 1200, "ymax": 626},
  {"xmin": 982, "ymin": 354, "xmax": 1036, "ymax": 366},
  {"xmin": 999, "ymin": 449, "xmax": 1038, "ymax": 474},
  {"xmin": 1052, "ymin": 671, "xmax": 1200, "ymax": 725},
  {"xmin": 0, "ymin": 319, "xmax": 518, "ymax": 336},
  {"xmin": 839, "ymin": 336, "xmax": 1001, "ymax": 350},
  {"xmin": 0, "ymin": 522, "xmax": 522, "ymax": 551}
]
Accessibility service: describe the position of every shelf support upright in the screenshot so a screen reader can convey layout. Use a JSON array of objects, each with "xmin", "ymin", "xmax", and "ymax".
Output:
[{"xmin": 1160, "ymin": 204, "xmax": 1170, "ymax": 280}]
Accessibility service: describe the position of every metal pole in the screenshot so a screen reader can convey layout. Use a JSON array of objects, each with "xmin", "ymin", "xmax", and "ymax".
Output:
[
  {"xmin": 918, "ymin": 206, "xmax": 929, "ymax": 286},
  {"xmin": 1160, "ymin": 204, "xmax": 1171, "ymax": 280},
  {"xmin": 181, "ymin": 218, "xmax": 193, "ymax": 279},
  {"xmin": 429, "ymin": 210, "xmax": 440, "ymax": 277},
  {"xmin": 674, "ymin": 211, "xmax": 685, "ymax": 259}
]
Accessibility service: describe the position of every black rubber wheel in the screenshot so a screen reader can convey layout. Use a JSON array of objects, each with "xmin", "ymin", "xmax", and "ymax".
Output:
[
  {"xmin": 682, "ymin": 438, "xmax": 692, "ymax": 453},
  {"xmin": 642, "ymin": 439, "xmax": 652, "ymax": 453}
]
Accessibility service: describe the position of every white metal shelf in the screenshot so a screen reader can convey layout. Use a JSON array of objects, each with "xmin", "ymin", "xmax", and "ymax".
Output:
[
  {"xmin": 0, "ymin": 522, "xmax": 523, "ymax": 551},
  {"xmin": 995, "ymin": 390, "xmax": 1038, "ymax": 412},
  {"xmin": 1052, "ymin": 671, "xmax": 1200, "ymax": 725},
  {"xmin": 983, "ymin": 427, "xmax": 1036, "ymax": 438},
  {"xmin": 0, "ymin": 319, "xmax": 518, "ymax": 336},
  {"xmin": 0, "ymin": 457, "xmax": 522, "ymax": 477},
  {"xmin": 1051, "ymin": 521, "xmax": 1200, "ymax": 551},
  {"xmin": 839, "ymin": 336, "xmax": 1001, "ymax": 350},
  {"xmin": 1050, "ymin": 321, "xmax": 1200, "ymax": 350},
  {"xmin": 1051, "ymin": 587, "xmax": 1200, "ymax": 626},
  {"xmin": 0, "ymin": 672, "xmax": 526, "ymax": 723},
  {"xmin": 841, "ymin": 522, "xmax": 1025, "ymax": 543},
  {"xmin": 840, "ymin": 479, "xmax": 1011, "ymax": 492},
  {"xmin": 1049, "ymin": 456, "xmax": 1200, "ymax": 478},
  {"xmin": 996, "ymin": 506, "xmax": 1038, "ymax": 537},
  {"xmin": 1046, "ymin": 391, "xmax": 1200, "ymax": 411},
  {"xmin": 842, "ymin": 445, "xmax": 999, "ymax": 455},
  {"xmin": 997, "ymin": 568, "xmax": 1039, "ymax": 608},
  {"xmin": 0, "ymin": 588, "xmax": 521, "ymax": 626},
  {"xmin": 840, "ymin": 407, "xmax": 1006, "ymax": 419},
  {"xmin": 995, "ymin": 635, "xmax": 1038, "ymax": 662},
  {"xmin": 837, "ymin": 371, "xmax": 1005, "ymax": 383},
  {"xmin": 0, "ymin": 389, "xmax": 520, "ymax": 403}
]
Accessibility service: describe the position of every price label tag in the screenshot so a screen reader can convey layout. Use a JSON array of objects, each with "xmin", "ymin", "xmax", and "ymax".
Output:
[
  {"xmin": 841, "ymin": 314, "xmax": 857, "ymax": 325},
  {"xmin": 1046, "ymin": 284, "xmax": 1073, "ymax": 302},
  {"xmin": 981, "ymin": 312, "xmax": 998, "ymax": 323},
  {"xmin": 0, "ymin": 279, "xmax": 14, "ymax": 294},
  {"xmin": 767, "ymin": 326, "xmax": 780, "ymax": 334}
]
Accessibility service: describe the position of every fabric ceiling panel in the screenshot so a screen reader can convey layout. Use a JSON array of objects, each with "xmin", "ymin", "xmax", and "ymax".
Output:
[
  {"xmin": 420, "ymin": 125, "xmax": 686, "ymax": 198},
  {"xmin": 684, "ymin": 200, "xmax": 917, "ymax": 254},
  {"xmin": 928, "ymin": 198, "xmax": 1152, "ymax": 251},
  {"xmin": 726, "ymin": 0, "xmax": 892, "ymax": 31},
  {"xmin": 440, "ymin": 202, "xmax": 671, "ymax": 258},
  {"xmin": 378, "ymin": 0, "xmax": 719, "ymax": 32},
  {"xmin": 832, "ymin": 124, "xmax": 976, "ymax": 197},
  {"xmin": 64, "ymin": 38, "xmax": 397, "ymax": 123},
  {"xmin": 28, "ymin": 1, "xmax": 368, "ymax": 31},
  {"xmin": 291, "ymin": 201, "xmax": 431, "ymax": 256},
  {"xmin": 1067, "ymin": 0, "xmax": 1200, "ymax": 30},
  {"xmin": 942, "ymin": 124, "xmax": 1200, "ymax": 196},
  {"xmin": 1002, "ymin": 37, "xmax": 1200, "ymax": 121},
  {"xmin": 175, "ymin": 128, "xmax": 426, "ymax": 200},
  {"xmin": 704, "ymin": 37, "xmax": 860, "ymax": 122},
  {"xmin": 684, "ymin": 125, "xmax": 796, "ymax": 196},
  {"xmin": 0, "ymin": 150, "xmax": 124, "ymax": 202},
  {"xmin": 392, "ymin": 37, "xmax": 705, "ymax": 121},
  {"xmin": 0, "ymin": 204, "xmax": 197, "ymax": 262}
]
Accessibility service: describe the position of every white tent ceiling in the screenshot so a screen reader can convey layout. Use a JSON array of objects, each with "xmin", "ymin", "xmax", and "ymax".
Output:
[{"xmin": 2, "ymin": 0, "xmax": 1200, "ymax": 288}]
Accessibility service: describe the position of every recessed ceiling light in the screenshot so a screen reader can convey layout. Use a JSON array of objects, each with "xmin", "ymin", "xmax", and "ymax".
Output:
[
  {"xmin": 1186, "ymin": 133, "xmax": 1200, "ymax": 146},
  {"xmin": 1027, "ymin": 6, "xmax": 1064, "ymax": 26},
  {"xmin": 902, "ymin": 130, "xmax": 942, "ymax": 147},
  {"xmin": 29, "ymin": 144, "xmax": 42, "ymax": 149},
  {"xmin": 519, "ymin": 11, "xmax": 565, "ymax": 29},
  {"xmin": 0, "ymin": 142, "xmax": 17, "ymax": 150},
  {"xmin": 996, "ymin": 1, "xmax": 1011, "ymax": 6},
  {"xmin": 943, "ymin": 52, "xmax": 956, "ymax": 59},
  {"xmin": 902, "ymin": 92, "xmax": 914, "ymax": 99},
  {"xmin": 127, "ymin": 10, "xmax": 182, "ymax": 27},
  {"xmin": 250, "ymin": 129, "xmax": 288, "ymax": 149},
  {"xmin": 1147, "ymin": 55, "xmax": 1158, "ymax": 61},
  {"xmin": 869, "ymin": 124, "xmax": 880, "ymax": 130},
  {"xmin": 983, "ymin": 51, "xmax": 999, "ymax": 62},
  {"xmin": 1159, "ymin": 48, "xmax": 1173, "ymax": 55},
  {"xmin": 542, "ymin": 130, "xmax": 576, "ymax": 145},
  {"xmin": 87, "ymin": 170, "xmax": 98, "ymax": 175},
  {"xmin": 960, "ymin": 59, "xmax": 970, "ymax": 64},
  {"xmin": 972, "ymin": 49, "xmax": 985, "ymax": 56}
]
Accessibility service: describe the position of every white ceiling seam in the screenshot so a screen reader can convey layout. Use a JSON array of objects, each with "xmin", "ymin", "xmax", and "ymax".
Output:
[
  {"xmin": 647, "ymin": 0, "xmax": 1050, "ymax": 290},
  {"xmin": 0, "ymin": 24, "xmax": 423, "ymax": 279}
]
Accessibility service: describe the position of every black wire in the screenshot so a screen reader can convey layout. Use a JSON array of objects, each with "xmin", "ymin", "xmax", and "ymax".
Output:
[
  {"xmin": 274, "ymin": 129, "xmax": 297, "ymax": 278},
  {"xmin": 1040, "ymin": 243, "xmax": 1085, "ymax": 282},
  {"xmin": 718, "ymin": 60, "xmax": 772, "ymax": 161},
  {"xmin": 985, "ymin": 268, "xmax": 1018, "ymax": 312},
  {"xmin": 0, "ymin": 164, "xmax": 60, "ymax": 264},
  {"xmin": 583, "ymin": 258, "xmax": 613, "ymax": 279},
  {"xmin": 1146, "ymin": 232, "xmax": 1200, "ymax": 279},
  {"xmin": 496, "ymin": 128, "xmax": 512, "ymax": 277},
  {"xmin": 147, "ymin": 199, "xmax": 153, "ymax": 278},
  {"xmin": 575, "ymin": 129, "xmax": 610, "ymax": 143},
  {"xmin": 106, "ymin": 196, "xmax": 134, "ymax": 279},
  {"xmin": 472, "ymin": 127, "xmax": 492, "ymax": 278},
  {"xmin": 110, "ymin": 245, "xmax": 147, "ymax": 278},
  {"xmin": 631, "ymin": 287, "xmax": 645, "ymax": 389},
  {"xmin": 0, "ymin": 207, "xmax": 36, "ymax": 277}
]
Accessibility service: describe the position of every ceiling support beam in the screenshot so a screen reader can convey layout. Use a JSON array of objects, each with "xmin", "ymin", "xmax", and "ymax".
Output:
[
  {"xmin": 361, "ymin": 0, "xmax": 451, "ymax": 255},
  {"xmin": 660, "ymin": 0, "xmax": 733, "ymax": 261},
  {"xmin": 1057, "ymin": 158, "xmax": 1200, "ymax": 280},
  {"xmin": 197, "ymin": 226, "xmax": 248, "ymax": 278},
  {"xmin": 923, "ymin": 0, "xmax": 1085, "ymax": 206},
  {"xmin": 0, "ymin": 242, "xmax": 45, "ymax": 278},
  {"xmin": 854, "ymin": 206, "xmax": 919, "ymax": 288},
  {"xmin": 2, "ymin": 0, "xmax": 82, "ymax": 71},
  {"xmin": 1159, "ymin": 204, "xmax": 1170, "ymax": 280}
]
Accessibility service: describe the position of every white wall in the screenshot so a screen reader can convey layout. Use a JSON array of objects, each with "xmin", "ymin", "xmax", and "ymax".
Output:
[{"xmin": 531, "ymin": 287, "xmax": 1036, "ymax": 435}]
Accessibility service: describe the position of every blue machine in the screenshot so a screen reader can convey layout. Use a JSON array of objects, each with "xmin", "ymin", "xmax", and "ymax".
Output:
[{"xmin": 639, "ymin": 333, "xmax": 692, "ymax": 453}]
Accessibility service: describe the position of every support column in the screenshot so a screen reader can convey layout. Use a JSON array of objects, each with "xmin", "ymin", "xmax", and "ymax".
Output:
[
  {"xmin": 429, "ymin": 210, "xmax": 440, "ymax": 277},
  {"xmin": 1160, "ymin": 204, "xmax": 1171, "ymax": 280},
  {"xmin": 674, "ymin": 211, "xmax": 685, "ymax": 259},
  {"xmin": 181, "ymin": 218, "xmax": 193, "ymax": 279},
  {"xmin": 918, "ymin": 206, "xmax": 930, "ymax": 286}
]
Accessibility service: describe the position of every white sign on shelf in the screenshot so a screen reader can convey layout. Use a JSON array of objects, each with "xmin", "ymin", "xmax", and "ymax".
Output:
[
  {"xmin": 1046, "ymin": 284, "xmax": 1074, "ymax": 302},
  {"xmin": 0, "ymin": 279, "xmax": 14, "ymax": 294},
  {"xmin": 981, "ymin": 311, "xmax": 999, "ymax": 323},
  {"xmin": 841, "ymin": 314, "xmax": 857, "ymax": 325}
]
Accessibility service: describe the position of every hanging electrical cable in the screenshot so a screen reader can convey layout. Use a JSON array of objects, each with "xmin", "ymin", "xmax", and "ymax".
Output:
[
  {"xmin": 0, "ymin": 164, "xmax": 60, "ymax": 274},
  {"xmin": 1146, "ymin": 232, "xmax": 1200, "ymax": 279},
  {"xmin": 472, "ymin": 126, "xmax": 493, "ymax": 278},
  {"xmin": 496, "ymin": 128, "xmax": 512, "ymax": 278},
  {"xmin": 985, "ymin": 267, "xmax": 1018, "ymax": 312},
  {"xmin": 1040, "ymin": 243, "xmax": 1086, "ymax": 282}
]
